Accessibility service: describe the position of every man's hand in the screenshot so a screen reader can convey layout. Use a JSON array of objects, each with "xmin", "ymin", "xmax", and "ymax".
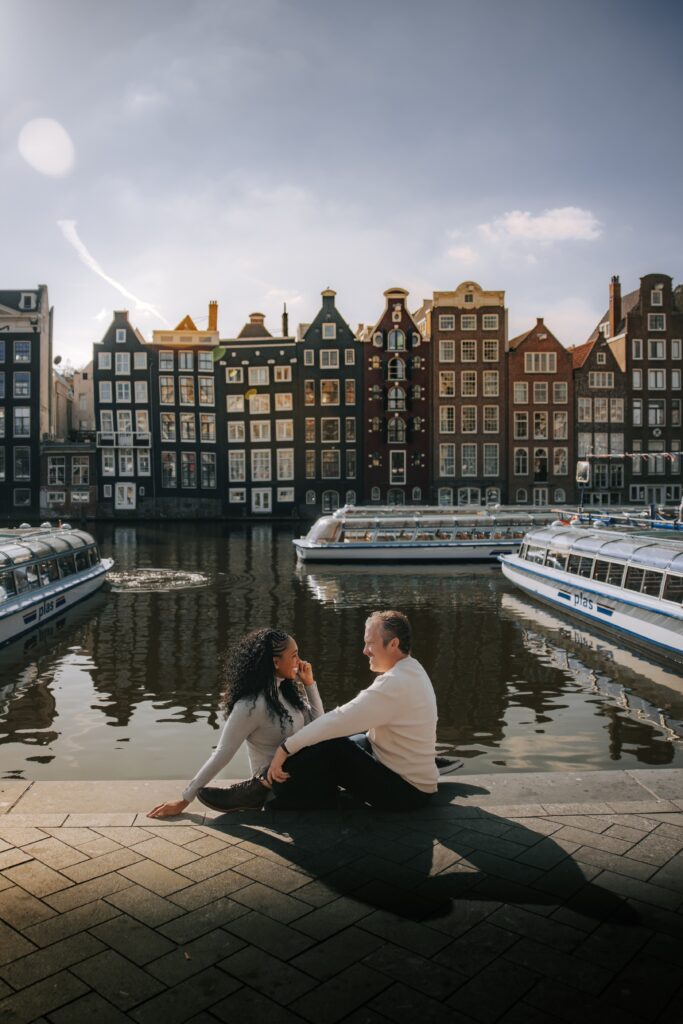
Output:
[
  {"xmin": 297, "ymin": 660, "xmax": 315, "ymax": 687},
  {"xmin": 147, "ymin": 799, "xmax": 189, "ymax": 819},
  {"xmin": 267, "ymin": 745, "xmax": 290, "ymax": 784}
]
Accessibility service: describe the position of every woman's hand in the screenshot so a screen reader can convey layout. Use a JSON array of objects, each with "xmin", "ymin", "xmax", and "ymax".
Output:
[
  {"xmin": 297, "ymin": 659, "xmax": 315, "ymax": 687},
  {"xmin": 267, "ymin": 746, "xmax": 290, "ymax": 785},
  {"xmin": 146, "ymin": 799, "xmax": 189, "ymax": 819}
]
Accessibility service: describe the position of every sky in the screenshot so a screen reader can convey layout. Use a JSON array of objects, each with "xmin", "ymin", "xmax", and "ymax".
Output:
[{"xmin": 1, "ymin": 0, "xmax": 682, "ymax": 367}]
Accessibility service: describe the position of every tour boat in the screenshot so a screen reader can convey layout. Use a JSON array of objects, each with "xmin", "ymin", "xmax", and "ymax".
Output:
[
  {"xmin": 500, "ymin": 526, "xmax": 683, "ymax": 665},
  {"xmin": 0, "ymin": 525, "xmax": 113, "ymax": 647},
  {"xmin": 293, "ymin": 506, "xmax": 556, "ymax": 563}
]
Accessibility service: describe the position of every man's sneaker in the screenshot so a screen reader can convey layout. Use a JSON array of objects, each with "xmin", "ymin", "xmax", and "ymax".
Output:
[{"xmin": 197, "ymin": 778, "xmax": 267, "ymax": 813}]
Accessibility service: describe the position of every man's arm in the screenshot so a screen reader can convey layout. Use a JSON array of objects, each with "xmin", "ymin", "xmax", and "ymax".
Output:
[{"xmin": 284, "ymin": 684, "xmax": 394, "ymax": 756}]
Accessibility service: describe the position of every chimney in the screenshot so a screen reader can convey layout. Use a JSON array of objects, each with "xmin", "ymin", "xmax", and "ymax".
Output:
[
  {"xmin": 609, "ymin": 275, "xmax": 621, "ymax": 337},
  {"xmin": 282, "ymin": 303, "xmax": 289, "ymax": 337},
  {"xmin": 536, "ymin": 317, "xmax": 544, "ymax": 326},
  {"xmin": 208, "ymin": 300, "xmax": 218, "ymax": 332}
]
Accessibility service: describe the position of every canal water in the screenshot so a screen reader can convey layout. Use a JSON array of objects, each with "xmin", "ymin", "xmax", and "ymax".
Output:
[{"xmin": 1, "ymin": 522, "xmax": 682, "ymax": 789}]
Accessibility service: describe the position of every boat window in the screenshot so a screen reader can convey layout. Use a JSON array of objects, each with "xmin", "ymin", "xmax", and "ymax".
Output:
[
  {"xmin": 519, "ymin": 544, "xmax": 528, "ymax": 559},
  {"xmin": 0, "ymin": 571, "xmax": 18, "ymax": 602},
  {"xmin": 75, "ymin": 550, "xmax": 90, "ymax": 572},
  {"xmin": 606, "ymin": 563, "xmax": 625, "ymax": 587},
  {"xmin": 88, "ymin": 547, "xmax": 100, "ymax": 566},
  {"xmin": 306, "ymin": 517, "xmax": 340, "ymax": 543},
  {"xmin": 376, "ymin": 529, "xmax": 399, "ymax": 542},
  {"xmin": 38, "ymin": 560, "xmax": 60, "ymax": 584},
  {"xmin": 641, "ymin": 571, "xmax": 663, "ymax": 598},
  {"xmin": 624, "ymin": 566, "xmax": 645, "ymax": 592},
  {"xmin": 567, "ymin": 555, "xmax": 593, "ymax": 577},
  {"xmin": 663, "ymin": 574, "xmax": 683, "ymax": 605},
  {"xmin": 592, "ymin": 560, "xmax": 611, "ymax": 583},
  {"xmin": 545, "ymin": 550, "xmax": 568, "ymax": 571},
  {"xmin": 416, "ymin": 529, "xmax": 438, "ymax": 541},
  {"xmin": 15, "ymin": 565, "xmax": 40, "ymax": 593},
  {"xmin": 59, "ymin": 555, "xmax": 78, "ymax": 578},
  {"xmin": 343, "ymin": 530, "xmax": 373, "ymax": 543},
  {"xmin": 525, "ymin": 544, "xmax": 546, "ymax": 564}
]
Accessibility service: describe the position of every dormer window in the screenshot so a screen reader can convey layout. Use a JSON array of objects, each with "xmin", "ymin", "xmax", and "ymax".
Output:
[
  {"xmin": 464, "ymin": 293, "xmax": 474, "ymax": 303},
  {"xmin": 596, "ymin": 352, "xmax": 606, "ymax": 365},
  {"xmin": 322, "ymin": 323, "xmax": 337, "ymax": 340},
  {"xmin": 116, "ymin": 328, "xmax": 126, "ymax": 344},
  {"xmin": 651, "ymin": 288, "xmax": 663, "ymax": 307},
  {"xmin": 387, "ymin": 330, "xmax": 406, "ymax": 351},
  {"xmin": 19, "ymin": 293, "xmax": 36, "ymax": 311}
]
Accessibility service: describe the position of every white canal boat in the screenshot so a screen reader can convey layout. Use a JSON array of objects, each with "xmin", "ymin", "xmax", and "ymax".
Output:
[
  {"xmin": 0, "ymin": 525, "xmax": 113, "ymax": 647},
  {"xmin": 293, "ymin": 506, "xmax": 556, "ymax": 563},
  {"xmin": 500, "ymin": 526, "xmax": 683, "ymax": 665}
]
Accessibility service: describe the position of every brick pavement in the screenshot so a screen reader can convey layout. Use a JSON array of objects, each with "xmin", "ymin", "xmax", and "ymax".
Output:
[{"xmin": 0, "ymin": 770, "xmax": 682, "ymax": 1024}]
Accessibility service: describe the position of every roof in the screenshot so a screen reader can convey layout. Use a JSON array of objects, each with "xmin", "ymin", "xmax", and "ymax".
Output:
[
  {"xmin": 174, "ymin": 315, "xmax": 198, "ymax": 331},
  {"xmin": 525, "ymin": 526, "xmax": 683, "ymax": 573},
  {"xmin": 569, "ymin": 339, "xmax": 596, "ymax": 368},
  {"xmin": 585, "ymin": 287, "xmax": 640, "ymax": 343},
  {"xmin": 236, "ymin": 321, "xmax": 273, "ymax": 339}
]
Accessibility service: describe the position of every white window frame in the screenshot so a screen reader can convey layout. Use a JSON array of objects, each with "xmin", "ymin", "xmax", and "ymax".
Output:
[{"xmin": 321, "ymin": 323, "xmax": 337, "ymax": 340}]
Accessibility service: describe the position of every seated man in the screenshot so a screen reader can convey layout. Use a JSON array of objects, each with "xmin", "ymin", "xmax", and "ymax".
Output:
[{"xmin": 266, "ymin": 609, "xmax": 438, "ymax": 811}]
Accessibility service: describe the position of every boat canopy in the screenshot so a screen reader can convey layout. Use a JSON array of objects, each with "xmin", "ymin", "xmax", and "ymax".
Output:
[
  {"xmin": 525, "ymin": 526, "xmax": 683, "ymax": 573},
  {"xmin": 0, "ymin": 529, "xmax": 95, "ymax": 568}
]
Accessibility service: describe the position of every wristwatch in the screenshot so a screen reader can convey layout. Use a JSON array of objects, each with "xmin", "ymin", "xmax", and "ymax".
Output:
[{"xmin": 280, "ymin": 740, "xmax": 290, "ymax": 754}]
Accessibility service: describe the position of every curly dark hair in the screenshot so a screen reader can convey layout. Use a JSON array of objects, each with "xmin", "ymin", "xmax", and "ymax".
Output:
[{"xmin": 221, "ymin": 627, "xmax": 308, "ymax": 729}]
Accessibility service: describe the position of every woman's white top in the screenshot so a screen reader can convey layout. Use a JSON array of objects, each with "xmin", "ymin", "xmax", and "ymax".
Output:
[{"xmin": 182, "ymin": 682, "xmax": 324, "ymax": 802}]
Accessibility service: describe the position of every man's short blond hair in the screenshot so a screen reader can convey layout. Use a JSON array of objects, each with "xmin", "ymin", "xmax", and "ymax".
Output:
[{"xmin": 366, "ymin": 610, "xmax": 411, "ymax": 654}]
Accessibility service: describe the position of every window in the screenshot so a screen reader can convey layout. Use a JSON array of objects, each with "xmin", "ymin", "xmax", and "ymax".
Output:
[
  {"xmin": 275, "ymin": 449, "xmax": 294, "ymax": 481},
  {"xmin": 228, "ymin": 450, "xmax": 245, "ymax": 482},
  {"xmin": 0, "ymin": 340, "xmax": 3, "ymax": 363},
  {"xmin": 46, "ymin": 491, "xmax": 65, "ymax": 506},
  {"xmin": 648, "ymin": 369, "xmax": 666, "ymax": 390},
  {"xmin": 274, "ymin": 365, "xmax": 292, "ymax": 382},
  {"xmin": 47, "ymin": 457, "xmax": 65, "ymax": 485},
  {"xmin": 438, "ymin": 487, "xmax": 453, "ymax": 505},
  {"xmin": 160, "ymin": 412, "xmax": 176, "ymax": 441},
  {"xmin": 672, "ymin": 369, "xmax": 681, "ymax": 390},
  {"xmin": 179, "ymin": 412, "xmax": 196, "ymax": 440},
  {"xmin": 610, "ymin": 398, "xmax": 624, "ymax": 422},
  {"xmin": 119, "ymin": 449, "xmax": 134, "ymax": 476},
  {"xmin": 632, "ymin": 399, "xmax": 642, "ymax": 426},
  {"xmin": 533, "ymin": 448, "xmax": 548, "ymax": 482},
  {"xmin": 178, "ymin": 351, "xmax": 193, "ymax": 370},
  {"xmin": 159, "ymin": 351, "xmax": 174, "ymax": 371},
  {"xmin": 115, "ymin": 328, "xmax": 126, "ymax": 344},
  {"xmin": 117, "ymin": 409, "xmax": 133, "ymax": 434},
  {"xmin": 344, "ymin": 348, "xmax": 356, "ymax": 365},
  {"xmin": 197, "ymin": 351, "xmax": 212, "ymax": 372},
  {"xmin": 13, "ymin": 407, "xmax": 30, "ymax": 436},
  {"xmin": 180, "ymin": 451, "xmax": 197, "ymax": 488},
  {"xmin": 345, "ymin": 417, "xmax": 356, "ymax": 442},
  {"xmin": 277, "ymin": 487, "xmax": 295, "ymax": 502},
  {"xmin": 199, "ymin": 452, "xmax": 216, "ymax": 488},
  {"xmin": 389, "ymin": 450, "xmax": 406, "ymax": 484},
  {"xmin": 439, "ymin": 315, "xmax": 455, "ymax": 331},
  {"xmin": 321, "ymin": 418, "xmax": 340, "ymax": 442},
  {"xmin": 514, "ymin": 448, "xmax": 528, "ymax": 475},
  {"xmin": 13, "ymin": 488, "xmax": 32, "ymax": 507},
  {"xmin": 387, "ymin": 357, "xmax": 405, "ymax": 380},
  {"xmin": 632, "ymin": 368, "xmax": 643, "ymax": 391},
  {"xmin": 226, "ymin": 395, "xmax": 244, "ymax": 414},
  {"xmin": 250, "ymin": 420, "xmax": 271, "ymax": 442},
  {"xmin": 102, "ymin": 450, "xmax": 115, "ymax": 477},
  {"xmin": 648, "ymin": 339, "xmax": 666, "ymax": 360},
  {"xmin": 346, "ymin": 450, "xmax": 357, "ymax": 478},
  {"xmin": 99, "ymin": 381, "xmax": 112, "ymax": 403},
  {"xmin": 303, "ymin": 350, "xmax": 314, "ymax": 366},
  {"xmin": 672, "ymin": 339, "xmax": 681, "ymax": 360},
  {"xmin": 482, "ymin": 370, "xmax": 498, "ymax": 396},
  {"xmin": 13, "ymin": 371, "xmax": 30, "ymax": 397},
  {"xmin": 461, "ymin": 371, "xmax": 477, "ymax": 397},
  {"xmin": 553, "ymin": 382, "xmax": 568, "ymax": 404},
  {"xmin": 483, "ymin": 339, "xmax": 499, "ymax": 361},
  {"xmin": 70, "ymin": 455, "xmax": 89, "ymax": 486},
  {"xmin": 553, "ymin": 411, "xmax": 568, "ymax": 439},
  {"xmin": 482, "ymin": 314, "xmax": 499, "ymax": 330},
  {"xmin": 461, "ymin": 406, "xmax": 477, "ymax": 433},
  {"xmin": 199, "ymin": 413, "xmax": 216, "ymax": 441},
  {"xmin": 248, "ymin": 366, "xmax": 269, "ymax": 386},
  {"xmin": 651, "ymin": 289, "xmax": 663, "ymax": 307},
  {"xmin": 272, "ymin": 392, "xmax": 292, "ymax": 412},
  {"xmin": 116, "ymin": 381, "xmax": 131, "ymax": 402},
  {"xmin": 14, "ymin": 340, "xmax": 31, "ymax": 362},
  {"xmin": 321, "ymin": 322, "xmax": 337, "ymax": 340},
  {"xmin": 134, "ymin": 381, "xmax": 148, "ymax": 404},
  {"xmin": 387, "ymin": 330, "xmax": 405, "ymax": 351},
  {"xmin": 553, "ymin": 448, "xmax": 568, "ymax": 475},
  {"xmin": 533, "ymin": 382, "xmax": 548, "ymax": 404},
  {"xmin": 227, "ymin": 421, "xmax": 245, "ymax": 443},
  {"xmin": 461, "ymin": 314, "xmax": 476, "ymax": 330},
  {"xmin": 320, "ymin": 349, "xmax": 339, "ymax": 368},
  {"xmin": 439, "ymin": 371, "xmax": 455, "ymax": 397},
  {"xmin": 98, "ymin": 352, "xmax": 111, "ymax": 370},
  {"xmin": 514, "ymin": 412, "xmax": 528, "ymax": 439},
  {"xmin": 387, "ymin": 418, "xmax": 406, "ymax": 443},
  {"xmin": 439, "ymin": 406, "xmax": 455, "ymax": 433},
  {"xmin": 0, "ymin": 408, "xmax": 4, "ymax": 438},
  {"xmin": 648, "ymin": 399, "xmax": 666, "ymax": 426},
  {"xmin": 198, "ymin": 378, "xmax": 215, "ymax": 406},
  {"xmin": 595, "ymin": 398, "xmax": 610, "ymax": 424},
  {"xmin": 524, "ymin": 352, "xmax": 556, "ymax": 373},
  {"xmin": 516, "ymin": 488, "xmax": 528, "ymax": 503},
  {"xmin": 158, "ymin": 377, "xmax": 174, "ymax": 404},
  {"xmin": 179, "ymin": 376, "xmax": 195, "ymax": 405},
  {"xmin": 483, "ymin": 406, "xmax": 499, "ymax": 433},
  {"xmin": 251, "ymin": 450, "xmax": 271, "ymax": 481},
  {"xmin": 513, "ymin": 382, "xmax": 528, "ymax": 404},
  {"xmin": 483, "ymin": 444, "xmax": 499, "ymax": 476},
  {"xmin": 250, "ymin": 394, "xmax": 269, "ymax": 414},
  {"xmin": 631, "ymin": 338, "xmax": 643, "ymax": 360},
  {"xmin": 321, "ymin": 380, "xmax": 340, "ymax": 405},
  {"xmin": 461, "ymin": 340, "xmax": 476, "ymax": 362},
  {"xmin": 648, "ymin": 313, "xmax": 665, "ymax": 331},
  {"xmin": 387, "ymin": 386, "xmax": 405, "ymax": 411},
  {"xmin": 578, "ymin": 397, "xmax": 592, "ymax": 422},
  {"xmin": 461, "ymin": 443, "xmax": 477, "ymax": 476},
  {"xmin": 439, "ymin": 340, "xmax": 455, "ymax": 362},
  {"xmin": 226, "ymin": 366, "xmax": 243, "ymax": 384},
  {"xmin": 533, "ymin": 411, "xmax": 548, "ymax": 439},
  {"xmin": 322, "ymin": 450, "xmax": 341, "ymax": 478},
  {"xmin": 115, "ymin": 352, "xmax": 130, "ymax": 375},
  {"xmin": 229, "ymin": 487, "xmax": 246, "ymax": 503},
  {"xmin": 306, "ymin": 451, "xmax": 316, "ymax": 478},
  {"xmin": 672, "ymin": 400, "xmax": 681, "ymax": 427},
  {"xmin": 596, "ymin": 351, "xmax": 606, "ymax": 365},
  {"xmin": 136, "ymin": 449, "xmax": 150, "ymax": 476},
  {"xmin": 273, "ymin": 419, "xmax": 292, "ymax": 442},
  {"xmin": 589, "ymin": 371, "xmax": 614, "ymax": 388}
]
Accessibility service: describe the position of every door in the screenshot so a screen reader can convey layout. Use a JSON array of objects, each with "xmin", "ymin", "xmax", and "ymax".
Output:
[
  {"xmin": 115, "ymin": 482, "xmax": 136, "ymax": 510},
  {"xmin": 251, "ymin": 488, "xmax": 272, "ymax": 513}
]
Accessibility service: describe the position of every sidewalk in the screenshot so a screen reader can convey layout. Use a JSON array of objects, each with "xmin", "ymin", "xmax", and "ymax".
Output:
[{"xmin": 1, "ymin": 769, "xmax": 682, "ymax": 1024}]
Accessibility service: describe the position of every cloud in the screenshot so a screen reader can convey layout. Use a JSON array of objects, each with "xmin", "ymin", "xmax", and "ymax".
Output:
[
  {"xmin": 125, "ymin": 88, "xmax": 168, "ymax": 113},
  {"xmin": 446, "ymin": 244, "xmax": 479, "ymax": 265},
  {"xmin": 93, "ymin": 307, "xmax": 110, "ymax": 322},
  {"xmin": 479, "ymin": 206, "xmax": 602, "ymax": 243},
  {"xmin": 18, "ymin": 118, "xmax": 75, "ymax": 177},
  {"xmin": 57, "ymin": 220, "xmax": 171, "ymax": 326}
]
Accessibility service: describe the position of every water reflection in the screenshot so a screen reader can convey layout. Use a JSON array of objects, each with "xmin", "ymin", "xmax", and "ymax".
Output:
[{"xmin": 0, "ymin": 523, "xmax": 681, "ymax": 782}]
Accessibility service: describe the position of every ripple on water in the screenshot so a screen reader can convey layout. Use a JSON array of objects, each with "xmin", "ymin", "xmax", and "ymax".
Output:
[{"xmin": 107, "ymin": 569, "xmax": 210, "ymax": 593}]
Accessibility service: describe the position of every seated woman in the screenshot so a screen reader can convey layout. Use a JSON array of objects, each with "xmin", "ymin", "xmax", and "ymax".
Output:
[{"xmin": 147, "ymin": 627, "xmax": 323, "ymax": 818}]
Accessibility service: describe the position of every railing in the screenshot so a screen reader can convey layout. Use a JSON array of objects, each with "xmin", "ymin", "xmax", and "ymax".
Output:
[{"xmin": 96, "ymin": 431, "xmax": 152, "ymax": 448}]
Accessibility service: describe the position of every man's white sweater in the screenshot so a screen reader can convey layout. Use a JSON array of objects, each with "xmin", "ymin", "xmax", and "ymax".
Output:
[{"xmin": 284, "ymin": 655, "xmax": 439, "ymax": 793}]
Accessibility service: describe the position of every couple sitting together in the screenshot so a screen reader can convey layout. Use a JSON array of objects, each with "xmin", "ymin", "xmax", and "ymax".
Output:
[{"xmin": 148, "ymin": 609, "xmax": 439, "ymax": 818}]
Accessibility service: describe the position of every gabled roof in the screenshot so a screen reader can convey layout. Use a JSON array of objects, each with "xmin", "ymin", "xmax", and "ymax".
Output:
[
  {"xmin": 568, "ymin": 339, "xmax": 595, "ymax": 368},
  {"xmin": 174, "ymin": 314, "xmax": 198, "ymax": 331},
  {"xmin": 585, "ymin": 287, "xmax": 640, "ymax": 343},
  {"xmin": 508, "ymin": 327, "xmax": 534, "ymax": 350}
]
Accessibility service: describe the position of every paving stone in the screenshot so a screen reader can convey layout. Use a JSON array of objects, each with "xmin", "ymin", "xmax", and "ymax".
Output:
[
  {"xmin": 523, "ymin": 978, "xmax": 642, "ymax": 1024},
  {"xmin": 498, "ymin": 1003, "xmax": 564, "ymax": 1024},
  {"xmin": 647, "ymin": 853, "xmax": 683, "ymax": 894},
  {"xmin": 232, "ymin": 855, "xmax": 311, "ymax": 893},
  {"xmin": 359, "ymin": 909, "xmax": 451, "ymax": 956},
  {"xmin": 656, "ymin": 821, "xmax": 683, "ymax": 841},
  {"xmin": 71, "ymin": 948, "xmax": 165, "ymax": 1010},
  {"xmin": 551, "ymin": 825, "xmax": 633, "ymax": 856},
  {"xmin": 369, "ymin": 980, "xmax": 459, "ymax": 1024},
  {"xmin": 224, "ymin": 909, "xmax": 314, "ymax": 958},
  {"xmin": 541, "ymin": 803, "xmax": 613, "ymax": 816},
  {"xmin": 447, "ymin": 957, "xmax": 541, "ymax": 1023},
  {"xmin": 20, "ymin": 837, "xmax": 88, "ymax": 870},
  {"xmin": 47, "ymin": 990, "xmax": 133, "ymax": 1024},
  {"xmin": 43, "ymin": 827, "xmax": 102, "ymax": 849},
  {"xmin": 642, "ymin": 931, "xmax": 683, "ymax": 966},
  {"xmin": 183, "ymin": 836, "xmax": 229, "ymax": 857},
  {"xmin": 488, "ymin": 904, "xmax": 583, "ymax": 953},
  {"xmin": 290, "ymin": 925, "xmax": 383, "ymax": 981},
  {"xmin": 546, "ymin": 815, "xmax": 615, "ymax": 835},
  {"xmin": 167, "ymin": 869, "xmax": 251, "ymax": 910},
  {"xmin": 290, "ymin": 878, "xmax": 341, "ymax": 908},
  {"xmin": 599, "ymin": 952, "xmax": 682, "ymax": 1021},
  {"xmin": 158, "ymin": 897, "xmax": 248, "ymax": 943},
  {"xmin": 219, "ymin": 942, "xmax": 315, "ymax": 1004},
  {"xmin": 76, "ymin": 837, "xmax": 123, "ymax": 857},
  {"xmin": 176, "ymin": 846, "xmax": 254, "ymax": 882},
  {"xmin": 295, "ymin": 896, "xmax": 371, "ymax": 939},
  {"xmin": 60, "ymin": 847, "xmax": 144, "ymax": 883},
  {"xmin": 291, "ymin": 962, "xmax": 391, "ymax": 1023},
  {"xmin": 0, "ymin": 885, "xmax": 57, "ymax": 929},
  {"xmin": 105, "ymin": 884, "xmax": 185, "ymax": 926},
  {"xmin": 146, "ymin": 927, "xmax": 245, "ymax": 984},
  {"xmin": 211, "ymin": 987, "xmax": 304, "ymax": 1024},
  {"xmin": 603, "ymin": 814, "xmax": 660, "ymax": 833},
  {"xmin": 144, "ymin": 826, "xmax": 205, "ymax": 845},
  {"xmin": 504, "ymin": 936, "xmax": 611, "ymax": 995},
  {"xmin": 625, "ymin": 832, "xmax": 683, "ymax": 867},
  {"xmin": 573, "ymin": 919, "xmax": 652, "ymax": 971},
  {"xmin": 0, "ymin": 931, "xmax": 104, "ymax": 989},
  {"xmin": 571, "ymin": 845, "xmax": 656, "ymax": 881},
  {"xmin": 0, "ymin": 827, "xmax": 50, "ymax": 846},
  {"xmin": 90, "ymin": 912, "xmax": 177, "ymax": 964},
  {"xmin": 23, "ymin": 898, "xmax": 120, "ymax": 947},
  {"xmin": 43, "ymin": 872, "xmax": 132, "ymax": 912},
  {"xmin": 1, "ymin": 815, "xmax": 67, "ymax": 828},
  {"xmin": 2, "ymin": 861, "xmax": 74, "ymax": 898},
  {"xmin": 130, "ymin": 837, "xmax": 200, "ymax": 869},
  {"xmin": 592, "ymin": 868, "xmax": 682, "ymax": 910},
  {"xmin": 0, "ymin": 969, "xmax": 88, "ymax": 1024},
  {"xmin": 118, "ymin": 859, "xmax": 194, "ymax": 896},
  {"xmin": 605, "ymin": 801, "xmax": 676, "ymax": 815},
  {"xmin": 0, "ymin": 850, "xmax": 34, "ymax": 870},
  {"xmin": 230, "ymin": 881, "xmax": 311, "ymax": 922},
  {"xmin": 0, "ymin": 920, "xmax": 37, "ymax": 967},
  {"xmin": 604, "ymin": 823, "xmax": 650, "ymax": 845},
  {"xmin": 92, "ymin": 827, "xmax": 155, "ymax": 846},
  {"xmin": 515, "ymin": 837, "xmax": 578, "ymax": 871},
  {"xmin": 505, "ymin": 818, "xmax": 563, "ymax": 838},
  {"xmin": 423, "ymin": 898, "xmax": 503, "ymax": 939},
  {"xmin": 363, "ymin": 942, "xmax": 464, "ymax": 999},
  {"xmin": 434, "ymin": 920, "xmax": 518, "ymax": 977},
  {"xmin": 129, "ymin": 966, "xmax": 241, "ymax": 1024},
  {"xmin": 531, "ymin": 858, "xmax": 600, "ymax": 899},
  {"xmin": 62, "ymin": 814, "xmax": 136, "ymax": 827}
]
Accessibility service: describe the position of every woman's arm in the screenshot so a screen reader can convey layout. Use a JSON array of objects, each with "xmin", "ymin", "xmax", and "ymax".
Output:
[{"xmin": 298, "ymin": 659, "xmax": 324, "ymax": 721}]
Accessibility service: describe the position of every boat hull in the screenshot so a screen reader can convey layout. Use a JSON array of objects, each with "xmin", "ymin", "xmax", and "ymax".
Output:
[
  {"xmin": 0, "ymin": 559, "xmax": 113, "ymax": 648},
  {"xmin": 293, "ymin": 540, "xmax": 519, "ymax": 563},
  {"xmin": 500, "ymin": 556, "xmax": 683, "ymax": 666}
]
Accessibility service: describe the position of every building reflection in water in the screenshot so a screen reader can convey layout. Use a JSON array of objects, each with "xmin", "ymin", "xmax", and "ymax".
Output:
[{"xmin": 0, "ymin": 523, "xmax": 681, "ymax": 781}]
